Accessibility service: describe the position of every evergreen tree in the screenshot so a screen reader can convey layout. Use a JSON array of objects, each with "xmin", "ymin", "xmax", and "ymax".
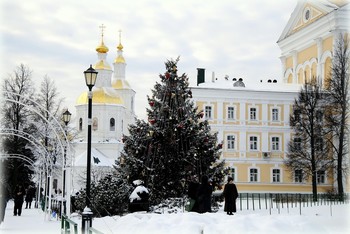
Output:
[
  {"xmin": 118, "ymin": 58, "xmax": 225, "ymax": 204},
  {"xmin": 74, "ymin": 173, "xmax": 132, "ymax": 217}
]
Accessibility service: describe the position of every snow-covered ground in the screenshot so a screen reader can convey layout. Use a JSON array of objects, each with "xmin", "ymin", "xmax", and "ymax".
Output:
[{"xmin": 1, "ymin": 200, "xmax": 349, "ymax": 234}]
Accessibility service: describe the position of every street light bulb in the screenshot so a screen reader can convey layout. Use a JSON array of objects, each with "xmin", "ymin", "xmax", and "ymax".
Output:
[
  {"xmin": 84, "ymin": 65, "xmax": 98, "ymax": 90},
  {"xmin": 62, "ymin": 109, "xmax": 72, "ymax": 125}
]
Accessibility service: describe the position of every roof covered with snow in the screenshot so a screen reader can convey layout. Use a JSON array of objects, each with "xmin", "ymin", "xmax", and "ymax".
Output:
[
  {"xmin": 74, "ymin": 148, "xmax": 115, "ymax": 167},
  {"xmin": 193, "ymin": 77, "xmax": 302, "ymax": 93}
]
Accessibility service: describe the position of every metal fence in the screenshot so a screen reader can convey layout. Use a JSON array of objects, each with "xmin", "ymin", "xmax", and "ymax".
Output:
[{"xmin": 236, "ymin": 193, "xmax": 349, "ymax": 211}]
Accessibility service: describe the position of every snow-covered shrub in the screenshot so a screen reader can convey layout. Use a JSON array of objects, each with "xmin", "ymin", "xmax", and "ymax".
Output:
[{"xmin": 73, "ymin": 173, "xmax": 133, "ymax": 217}]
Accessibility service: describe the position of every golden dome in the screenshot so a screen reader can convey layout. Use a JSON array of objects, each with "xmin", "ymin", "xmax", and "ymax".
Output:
[
  {"xmin": 114, "ymin": 30, "xmax": 125, "ymax": 63},
  {"xmin": 112, "ymin": 79, "xmax": 131, "ymax": 89},
  {"xmin": 94, "ymin": 60, "xmax": 111, "ymax": 70},
  {"xmin": 96, "ymin": 41, "xmax": 109, "ymax": 53},
  {"xmin": 114, "ymin": 55, "xmax": 125, "ymax": 63},
  {"xmin": 117, "ymin": 42, "xmax": 123, "ymax": 51},
  {"xmin": 76, "ymin": 88, "xmax": 124, "ymax": 105}
]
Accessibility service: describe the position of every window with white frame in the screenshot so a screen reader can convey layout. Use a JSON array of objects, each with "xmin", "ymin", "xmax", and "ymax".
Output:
[
  {"xmin": 294, "ymin": 169, "xmax": 303, "ymax": 183},
  {"xmin": 227, "ymin": 135, "xmax": 235, "ymax": 150},
  {"xmin": 272, "ymin": 108, "xmax": 279, "ymax": 121},
  {"xmin": 250, "ymin": 168, "xmax": 258, "ymax": 182},
  {"xmin": 250, "ymin": 107, "xmax": 257, "ymax": 120},
  {"xmin": 271, "ymin": 137, "xmax": 280, "ymax": 151},
  {"xmin": 294, "ymin": 137, "xmax": 302, "ymax": 151},
  {"xmin": 272, "ymin": 169, "xmax": 281, "ymax": 183},
  {"xmin": 230, "ymin": 168, "xmax": 236, "ymax": 182},
  {"xmin": 227, "ymin": 106, "xmax": 235, "ymax": 120},
  {"xmin": 205, "ymin": 106, "xmax": 212, "ymax": 119},
  {"xmin": 249, "ymin": 136, "xmax": 258, "ymax": 150},
  {"xmin": 317, "ymin": 170, "xmax": 326, "ymax": 184}
]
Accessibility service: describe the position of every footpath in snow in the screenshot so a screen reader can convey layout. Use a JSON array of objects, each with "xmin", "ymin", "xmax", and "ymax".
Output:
[
  {"xmin": 0, "ymin": 200, "xmax": 349, "ymax": 234},
  {"xmin": 0, "ymin": 200, "xmax": 60, "ymax": 233}
]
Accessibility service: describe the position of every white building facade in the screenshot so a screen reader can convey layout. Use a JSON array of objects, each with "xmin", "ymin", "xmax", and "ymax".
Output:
[
  {"xmin": 191, "ymin": 0, "xmax": 349, "ymax": 193},
  {"xmin": 72, "ymin": 30, "xmax": 136, "ymax": 191}
]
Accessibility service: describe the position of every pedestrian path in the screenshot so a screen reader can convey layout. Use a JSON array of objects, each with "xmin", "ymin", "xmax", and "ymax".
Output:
[{"xmin": 0, "ymin": 200, "xmax": 60, "ymax": 234}]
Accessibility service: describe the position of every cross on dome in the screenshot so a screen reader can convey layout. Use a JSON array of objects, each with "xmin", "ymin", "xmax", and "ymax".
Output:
[
  {"xmin": 117, "ymin": 29, "xmax": 123, "ymax": 51},
  {"xmin": 100, "ymin": 24, "xmax": 106, "ymax": 41},
  {"xmin": 96, "ymin": 24, "xmax": 109, "ymax": 53}
]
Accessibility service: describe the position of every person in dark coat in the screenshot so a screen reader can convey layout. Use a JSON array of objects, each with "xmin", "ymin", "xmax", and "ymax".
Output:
[
  {"xmin": 0, "ymin": 181, "xmax": 10, "ymax": 224},
  {"xmin": 187, "ymin": 175, "xmax": 200, "ymax": 212},
  {"xmin": 25, "ymin": 185, "xmax": 35, "ymax": 209},
  {"xmin": 196, "ymin": 175, "xmax": 212, "ymax": 213},
  {"xmin": 13, "ymin": 184, "xmax": 25, "ymax": 216},
  {"xmin": 223, "ymin": 177, "xmax": 238, "ymax": 215},
  {"xmin": 40, "ymin": 187, "xmax": 45, "ymax": 211}
]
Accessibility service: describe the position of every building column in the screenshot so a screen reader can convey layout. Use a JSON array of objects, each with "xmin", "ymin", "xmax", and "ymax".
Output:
[
  {"xmin": 292, "ymin": 50, "xmax": 298, "ymax": 84},
  {"xmin": 315, "ymin": 38, "xmax": 323, "ymax": 80},
  {"xmin": 279, "ymin": 56, "xmax": 286, "ymax": 81}
]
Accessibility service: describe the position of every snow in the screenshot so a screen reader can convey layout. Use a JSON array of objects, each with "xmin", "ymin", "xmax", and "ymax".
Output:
[
  {"xmin": 129, "ymin": 185, "xmax": 149, "ymax": 202},
  {"xmin": 197, "ymin": 78, "xmax": 302, "ymax": 92},
  {"xmin": 74, "ymin": 148, "xmax": 114, "ymax": 167},
  {"xmin": 1, "ymin": 200, "xmax": 349, "ymax": 234}
]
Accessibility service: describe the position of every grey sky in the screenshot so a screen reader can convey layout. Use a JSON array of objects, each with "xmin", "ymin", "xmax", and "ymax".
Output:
[{"xmin": 0, "ymin": 0, "xmax": 297, "ymax": 120}]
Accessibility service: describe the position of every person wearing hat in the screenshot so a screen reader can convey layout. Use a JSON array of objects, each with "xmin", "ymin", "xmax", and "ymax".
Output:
[{"xmin": 223, "ymin": 177, "xmax": 238, "ymax": 215}]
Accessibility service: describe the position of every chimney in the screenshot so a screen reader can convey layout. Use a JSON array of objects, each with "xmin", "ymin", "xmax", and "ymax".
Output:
[
  {"xmin": 212, "ymin": 71, "xmax": 215, "ymax": 82},
  {"xmin": 197, "ymin": 68, "xmax": 205, "ymax": 86}
]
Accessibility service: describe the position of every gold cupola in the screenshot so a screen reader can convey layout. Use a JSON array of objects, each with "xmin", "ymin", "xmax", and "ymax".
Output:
[
  {"xmin": 94, "ymin": 24, "xmax": 112, "ymax": 70},
  {"xmin": 114, "ymin": 30, "xmax": 125, "ymax": 63},
  {"xmin": 95, "ymin": 24, "xmax": 109, "ymax": 54},
  {"xmin": 96, "ymin": 41, "xmax": 109, "ymax": 54},
  {"xmin": 76, "ymin": 87, "xmax": 124, "ymax": 105}
]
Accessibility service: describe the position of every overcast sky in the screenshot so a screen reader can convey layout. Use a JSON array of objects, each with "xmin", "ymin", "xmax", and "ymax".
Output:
[{"xmin": 0, "ymin": 0, "xmax": 297, "ymax": 121}]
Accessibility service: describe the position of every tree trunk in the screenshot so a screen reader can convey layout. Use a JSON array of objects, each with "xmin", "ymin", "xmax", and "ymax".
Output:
[
  {"xmin": 337, "ymin": 110, "xmax": 345, "ymax": 201},
  {"xmin": 311, "ymin": 162, "xmax": 318, "ymax": 202}
]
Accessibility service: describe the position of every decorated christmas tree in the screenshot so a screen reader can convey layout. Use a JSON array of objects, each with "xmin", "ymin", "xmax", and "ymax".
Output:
[{"xmin": 119, "ymin": 57, "xmax": 226, "ymax": 204}]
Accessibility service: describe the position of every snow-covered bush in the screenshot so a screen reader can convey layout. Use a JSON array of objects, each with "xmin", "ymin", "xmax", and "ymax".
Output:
[{"xmin": 73, "ymin": 173, "xmax": 133, "ymax": 217}]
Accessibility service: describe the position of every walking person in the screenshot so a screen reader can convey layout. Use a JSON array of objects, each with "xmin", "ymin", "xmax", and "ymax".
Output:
[
  {"xmin": 25, "ymin": 185, "xmax": 35, "ymax": 209},
  {"xmin": 0, "ymin": 181, "xmax": 10, "ymax": 224},
  {"xmin": 197, "ymin": 175, "xmax": 212, "ymax": 213},
  {"xmin": 223, "ymin": 177, "xmax": 238, "ymax": 215},
  {"xmin": 40, "ymin": 187, "xmax": 45, "ymax": 211},
  {"xmin": 13, "ymin": 184, "xmax": 25, "ymax": 216}
]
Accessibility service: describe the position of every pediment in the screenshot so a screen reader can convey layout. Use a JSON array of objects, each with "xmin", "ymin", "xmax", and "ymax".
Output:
[{"xmin": 278, "ymin": 0, "xmax": 340, "ymax": 42}]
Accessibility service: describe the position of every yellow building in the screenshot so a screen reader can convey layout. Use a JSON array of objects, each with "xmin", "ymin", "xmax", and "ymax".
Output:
[{"xmin": 191, "ymin": 0, "xmax": 349, "ymax": 193}]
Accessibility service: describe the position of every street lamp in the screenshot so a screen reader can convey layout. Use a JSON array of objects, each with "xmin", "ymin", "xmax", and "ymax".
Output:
[
  {"xmin": 82, "ymin": 65, "xmax": 98, "ymax": 233},
  {"xmin": 62, "ymin": 109, "xmax": 71, "ymax": 215}
]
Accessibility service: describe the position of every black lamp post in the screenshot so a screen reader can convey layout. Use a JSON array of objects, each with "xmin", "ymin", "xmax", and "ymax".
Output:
[
  {"xmin": 82, "ymin": 65, "xmax": 98, "ymax": 233},
  {"xmin": 62, "ymin": 109, "xmax": 71, "ymax": 214}
]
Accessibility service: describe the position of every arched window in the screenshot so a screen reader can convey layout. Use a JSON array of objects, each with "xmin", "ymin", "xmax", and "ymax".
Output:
[
  {"xmin": 79, "ymin": 118, "xmax": 83, "ymax": 131},
  {"xmin": 324, "ymin": 57, "xmax": 332, "ymax": 89},
  {"xmin": 110, "ymin": 118, "xmax": 115, "ymax": 131},
  {"xmin": 93, "ymin": 117, "xmax": 98, "ymax": 131}
]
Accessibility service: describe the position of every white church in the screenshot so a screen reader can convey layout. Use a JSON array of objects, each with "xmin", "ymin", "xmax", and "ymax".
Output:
[{"xmin": 71, "ymin": 29, "xmax": 136, "ymax": 190}]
